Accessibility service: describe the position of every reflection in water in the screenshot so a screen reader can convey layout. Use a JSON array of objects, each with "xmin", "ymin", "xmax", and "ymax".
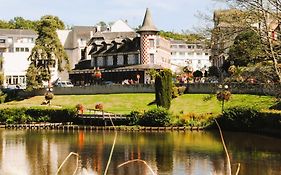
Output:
[{"xmin": 0, "ymin": 129, "xmax": 280, "ymax": 175}]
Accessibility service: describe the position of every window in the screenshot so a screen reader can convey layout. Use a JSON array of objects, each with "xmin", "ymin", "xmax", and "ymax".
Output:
[
  {"xmin": 171, "ymin": 52, "xmax": 177, "ymax": 55},
  {"xmin": 25, "ymin": 48, "xmax": 29, "ymax": 52},
  {"xmin": 20, "ymin": 48, "xmax": 24, "ymax": 52},
  {"xmin": 149, "ymin": 39, "xmax": 154, "ymax": 48},
  {"xmin": 198, "ymin": 60, "xmax": 201, "ymax": 64},
  {"xmin": 187, "ymin": 45, "xmax": 194, "ymax": 49},
  {"xmin": 188, "ymin": 52, "xmax": 193, "ymax": 55},
  {"xmin": 205, "ymin": 53, "xmax": 209, "ymax": 56},
  {"xmin": 179, "ymin": 45, "xmax": 186, "ymax": 49},
  {"xmin": 0, "ymin": 39, "xmax": 5, "ymax": 43},
  {"xmin": 149, "ymin": 54, "xmax": 154, "ymax": 63},
  {"xmin": 196, "ymin": 52, "xmax": 201, "ymax": 55},
  {"xmin": 171, "ymin": 45, "xmax": 177, "ymax": 48},
  {"xmin": 15, "ymin": 48, "xmax": 20, "ymax": 52},
  {"xmin": 179, "ymin": 52, "xmax": 185, "ymax": 56}
]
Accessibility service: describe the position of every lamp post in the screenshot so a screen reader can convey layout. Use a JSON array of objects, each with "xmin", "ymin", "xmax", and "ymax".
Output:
[{"xmin": 216, "ymin": 84, "xmax": 231, "ymax": 113}]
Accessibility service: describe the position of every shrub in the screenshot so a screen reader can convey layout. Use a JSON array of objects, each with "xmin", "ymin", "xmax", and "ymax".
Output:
[
  {"xmin": 76, "ymin": 104, "xmax": 84, "ymax": 114},
  {"xmin": 174, "ymin": 112, "xmax": 215, "ymax": 127},
  {"xmin": 155, "ymin": 69, "xmax": 172, "ymax": 109},
  {"xmin": 269, "ymin": 101, "xmax": 281, "ymax": 110},
  {"xmin": 217, "ymin": 107, "xmax": 262, "ymax": 130},
  {"xmin": 95, "ymin": 103, "xmax": 103, "ymax": 110},
  {"xmin": 138, "ymin": 107, "xmax": 171, "ymax": 126},
  {"xmin": 172, "ymin": 87, "xmax": 179, "ymax": 98},
  {"xmin": 127, "ymin": 111, "xmax": 142, "ymax": 125},
  {"xmin": 0, "ymin": 107, "xmax": 77, "ymax": 124}
]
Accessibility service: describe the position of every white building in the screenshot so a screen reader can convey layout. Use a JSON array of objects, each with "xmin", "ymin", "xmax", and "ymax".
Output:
[
  {"xmin": 0, "ymin": 29, "xmax": 37, "ymax": 87},
  {"xmin": 170, "ymin": 40, "xmax": 211, "ymax": 73},
  {"xmin": 0, "ymin": 27, "xmax": 97, "ymax": 87}
]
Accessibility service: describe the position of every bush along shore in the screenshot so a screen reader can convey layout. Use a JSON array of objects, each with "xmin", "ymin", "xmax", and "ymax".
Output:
[{"xmin": 1, "ymin": 106, "xmax": 280, "ymax": 137}]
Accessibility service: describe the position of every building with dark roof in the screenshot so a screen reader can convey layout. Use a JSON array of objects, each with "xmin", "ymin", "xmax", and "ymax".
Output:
[{"xmin": 70, "ymin": 8, "xmax": 171, "ymax": 85}]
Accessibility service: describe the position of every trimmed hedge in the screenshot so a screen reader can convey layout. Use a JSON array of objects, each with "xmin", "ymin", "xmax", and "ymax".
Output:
[
  {"xmin": 0, "ymin": 107, "xmax": 77, "ymax": 124},
  {"xmin": 128, "ymin": 107, "xmax": 172, "ymax": 127}
]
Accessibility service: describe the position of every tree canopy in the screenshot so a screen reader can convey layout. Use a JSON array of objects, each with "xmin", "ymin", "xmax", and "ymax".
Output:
[
  {"xmin": 27, "ymin": 15, "xmax": 68, "ymax": 89},
  {"xmin": 228, "ymin": 30, "xmax": 265, "ymax": 66},
  {"xmin": 0, "ymin": 17, "xmax": 37, "ymax": 30}
]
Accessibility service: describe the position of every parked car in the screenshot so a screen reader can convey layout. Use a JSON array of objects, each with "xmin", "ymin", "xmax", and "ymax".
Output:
[{"xmin": 54, "ymin": 81, "xmax": 74, "ymax": 87}]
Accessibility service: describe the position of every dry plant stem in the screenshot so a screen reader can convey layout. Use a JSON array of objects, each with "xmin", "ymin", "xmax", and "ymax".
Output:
[
  {"xmin": 118, "ymin": 159, "xmax": 156, "ymax": 175},
  {"xmin": 55, "ymin": 152, "xmax": 79, "ymax": 175},
  {"xmin": 214, "ymin": 119, "xmax": 232, "ymax": 175},
  {"xmin": 235, "ymin": 163, "xmax": 241, "ymax": 175},
  {"xmin": 103, "ymin": 114, "xmax": 117, "ymax": 175}
]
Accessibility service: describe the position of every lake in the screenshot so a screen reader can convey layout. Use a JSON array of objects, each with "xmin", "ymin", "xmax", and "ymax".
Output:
[{"xmin": 0, "ymin": 129, "xmax": 280, "ymax": 175}]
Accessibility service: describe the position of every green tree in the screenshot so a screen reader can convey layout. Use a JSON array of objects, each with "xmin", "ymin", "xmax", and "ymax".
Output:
[
  {"xmin": 155, "ymin": 69, "xmax": 172, "ymax": 109},
  {"xmin": 0, "ymin": 20, "xmax": 12, "ymax": 29},
  {"xmin": 228, "ymin": 30, "xmax": 265, "ymax": 66},
  {"xmin": 208, "ymin": 66, "xmax": 220, "ymax": 77},
  {"xmin": 9, "ymin": 17, "xmax": 37, "ymax": 30},
  {"xmin": 27, "ymin": 15, "xmax": 69, "ymax": 89},
  {"xmin": 193, "ymin": 70, "xmax": 203, "ymax": 78}
]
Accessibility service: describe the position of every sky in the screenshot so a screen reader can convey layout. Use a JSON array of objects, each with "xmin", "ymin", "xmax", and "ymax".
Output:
[{"xmin": 0, "ymin": 0, "xmax": 227, "ymax": 32}]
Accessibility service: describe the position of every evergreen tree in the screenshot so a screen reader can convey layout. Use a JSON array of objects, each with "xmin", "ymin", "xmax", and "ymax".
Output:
[
  {"xmin": 27, "ymin": 15, "xmax": 69, "ymax": 89},
  {"xmin": 155, "ymin": 69, "xmax": 172, "ymax": 109}
]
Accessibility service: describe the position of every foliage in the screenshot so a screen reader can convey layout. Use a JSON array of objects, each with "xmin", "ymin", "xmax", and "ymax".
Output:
[
  {"xmin": 208, "ymin": 66, "xmax": 219, "ymax": 77},
  {"xmin": 26, "ymin": 64, "xmax": 43, "ymax": 90},
  {"xmin": 228, "ymin": 30, "xmax": 265, "ymax": 66},
  {"xmin": 138, "ymin": 107, "xmax": 171, "ymax": 126},
  {"xmin": 216, "ymin": 90, "xmax": 231, "ymax": 102},
  {"xmin": 95, "ymin": 103, "xmax": 103, "ymax": 110},
  {"xmin": 172, "ymin": 86, "xmax": 186, "ymax": 99},
  {"xmin": 155, "ymin": 69, "xmax": 172, "ymax": 109},
  {"xmin": 173, "ymin": 112, "xmax": 215, "ymax": 127},
  {"xmin": 159, "ymin": 30, "xmax": 206, "ymax": 42},
  {"xmin": 216, "ymin": 107, "xmax": 281, "ymax": 131},
  {"xmin": 0, "ymin": 73, "xmax": 3, "ymax": 86},
  {"xmin": 44, "ymin": 92, "xmax": 54, "ymax": 101},
  {"xmin": 0, "ymin": 90, "xmax": 7, "ymax": 103},
  {"xmin": 127, "ymin": 110, "xmax": 142, "ymax": 125},
  {"xmin": 0, "ymin": 107, "xmax": 76, "ymax": 124},
  {"xmin": 193, "ymin": 70, "xmax": 203, "ymax": 78},
  {"xmin": 27, "ymin": 15, "xmax": 69, "ymax": 89},
  {"xmin": 226, "ymin": 1, "xmax": 281, "ymax": 83},
  {"xmin": 226, "ymin": 63, "xmax": 279, "ymax": 83},
  {"xmin": 269, "ymin": 101, "xmax": 281, "ymax": 110},
  {"xmin": 0, "ymin": 17, "xmax": 37, "ymax": 30}
]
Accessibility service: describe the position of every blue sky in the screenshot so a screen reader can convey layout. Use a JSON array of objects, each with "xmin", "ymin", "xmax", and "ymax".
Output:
[{"xmin": 0, "ymin": 0, "xmax": 226, "ymax": 32}]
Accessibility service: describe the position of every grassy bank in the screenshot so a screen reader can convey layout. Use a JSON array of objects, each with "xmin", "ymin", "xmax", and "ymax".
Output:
[{"xmin": 1, "ymin": 93, "xmax": 277, "ymax": 115}]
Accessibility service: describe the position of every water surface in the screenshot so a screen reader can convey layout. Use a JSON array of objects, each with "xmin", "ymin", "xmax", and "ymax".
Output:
[{"xmin": 0, "ymin": 129, "xmax": 280, "ymax": 175}]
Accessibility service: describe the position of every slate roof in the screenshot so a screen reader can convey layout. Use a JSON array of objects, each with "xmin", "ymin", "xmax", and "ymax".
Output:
[
  {"xmin": 138, "ymin": 8, "xmax": 158, "ymax": 33},
  {"xmin": 0, "ymin": 29, "xmax": 37, "ymax": 36}
]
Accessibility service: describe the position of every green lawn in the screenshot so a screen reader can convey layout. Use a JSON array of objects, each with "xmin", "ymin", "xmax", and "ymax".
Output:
[{"xmin": 1, "ymin": 93, "xmax": 277, "ymax": 115}]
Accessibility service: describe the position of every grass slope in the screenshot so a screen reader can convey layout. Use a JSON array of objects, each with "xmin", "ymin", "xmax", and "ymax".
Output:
[{"xmin": 1, "ymin": 93, "xmax": 276, "ymax": 115}]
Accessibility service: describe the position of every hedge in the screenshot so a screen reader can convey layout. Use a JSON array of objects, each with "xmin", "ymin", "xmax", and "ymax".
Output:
[
  {"xmin": 216, "ymin": 107, "xmax": 281, "ymax": 133},
  {"xmin": 0, "ymin": 107, "xmax": 77, "ymax": 124}
]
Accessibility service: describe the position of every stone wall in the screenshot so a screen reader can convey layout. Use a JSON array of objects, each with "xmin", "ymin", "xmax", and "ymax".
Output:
[{"xmin": 20, "ymin": 83, "xmax": 280, "ymax": 96}]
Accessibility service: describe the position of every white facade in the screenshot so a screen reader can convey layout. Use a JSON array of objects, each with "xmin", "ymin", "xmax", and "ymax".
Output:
[
  {"xmin": 170, "ymin": 40, "xmax": 211, "ymax": 73},
  {"xmin": 0, "ymin": 29, "xmax": 37, "ymax": 87}
]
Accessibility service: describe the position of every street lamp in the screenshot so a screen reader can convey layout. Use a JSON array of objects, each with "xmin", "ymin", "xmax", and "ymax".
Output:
[{"xmin": 216, "ymin": 84, "xmax": 231, "ymax": 113}]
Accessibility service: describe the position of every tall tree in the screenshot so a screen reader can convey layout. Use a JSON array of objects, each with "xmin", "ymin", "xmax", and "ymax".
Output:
[
  {"xmin": 228, "ymin": 29, "xmax": 266, "ymax": 66},
  {"xmin": 225, "ymin": 0, "xmax": 281, "ymax": 83},
  {"xmin": 27, "ymin": 15, "xmax": 69, "ymax": 89},
  {"xmin": 155, "ymin": 69, "xmax": 172, "ymax": 109}
]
